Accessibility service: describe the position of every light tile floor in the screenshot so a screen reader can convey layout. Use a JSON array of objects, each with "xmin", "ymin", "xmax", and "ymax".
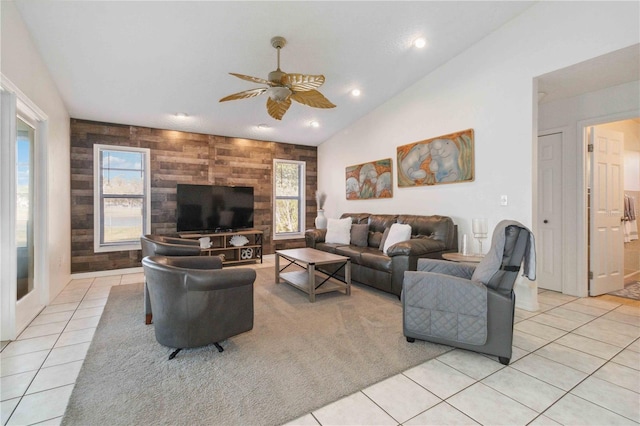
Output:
[{"xmin": 1, "ymin": 260, "xmax": 639, "ymax": 425}]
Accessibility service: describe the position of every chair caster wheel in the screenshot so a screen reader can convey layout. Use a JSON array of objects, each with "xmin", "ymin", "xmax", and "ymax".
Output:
[
  {"xmin": 406, "ymin": 337, "xmax": 416, "ymax": 343},
  {"xmin": 498, "ymin": 356, "xmax": 510, "ymax": 365}
]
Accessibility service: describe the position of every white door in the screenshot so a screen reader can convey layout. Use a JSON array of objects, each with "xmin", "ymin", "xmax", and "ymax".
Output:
[
  {"xmin": 1, "ymin": 89, "xmax": 46, "ymax": 340},
  {"xmin": 537, "ymin": 133, "xmax": 563, "ymax": 292},
  {"xmin": 589, "ymin": 126, "xmax": 624, "ymax": 296}
]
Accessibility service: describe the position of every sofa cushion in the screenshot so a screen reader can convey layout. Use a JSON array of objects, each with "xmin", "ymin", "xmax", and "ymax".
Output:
[
  {"xmin": 340, "ymin": 213, "xmax": 371, "ymax": 224},
  {"xmin": 378, "ymin": 227, "xmax": 391, "ymax": 251},
  {"xmin": 360, "ymin": 249, "xmax": 393, "ymax": 272},
  {"xmin": 315, "ymin": 242, "xmax": 341, "ymax": 254},
  {"xmin": 367, "ymin": 214, "xmax": 398, "ymax": 247},
  {"xmin": 325, "ymin": 217, "xmax": 352, "ymax": 244},
  {"xmin": 397, "ymin": 214, "xmax": 455, "ymax": 247},
  {"xmin": 335, "ymin": 245, "xmax": 368, "ymax": 264},
  {"xmin": 350, "ymin": 223, "xmax": 369, "ymax": 247},
  {"xmin": 383, "ymin": 223, "xmax": 412, "ymax": 254}
]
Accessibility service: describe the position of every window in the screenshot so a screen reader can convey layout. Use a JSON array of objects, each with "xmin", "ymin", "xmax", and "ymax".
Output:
[
  {"xmin": 273, "ymin": 159, "xmax": 305, "ymax": 239},
  {"xmin": 94, "ymin": 145, "xmax": 151, "ymax": 252}
]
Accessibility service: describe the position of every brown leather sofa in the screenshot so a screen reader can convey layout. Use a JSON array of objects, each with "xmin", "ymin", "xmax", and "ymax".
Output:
[{"xmin": 305, "ymin": 213, "xmax": 457, "ymax": 297}]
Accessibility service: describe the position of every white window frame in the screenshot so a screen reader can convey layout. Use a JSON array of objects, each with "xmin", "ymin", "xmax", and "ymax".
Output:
[
  {"xmin": 273, "ymin": 159, "xmax": 306, "ymax": 240},
  {"xmin": 93, "ymin": 144, "xmax": 151, "ymax": 252}
]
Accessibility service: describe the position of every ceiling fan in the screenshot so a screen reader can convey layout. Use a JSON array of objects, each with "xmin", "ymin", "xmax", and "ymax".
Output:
[{"xmin": 219, "ymin": 36, "xmax": 336, "ymax": 120}]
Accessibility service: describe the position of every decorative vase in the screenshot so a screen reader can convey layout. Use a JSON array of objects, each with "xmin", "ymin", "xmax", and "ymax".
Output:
[{"xmin": 315, "ymin": 209, "xmax": 327, "ymax": 230}]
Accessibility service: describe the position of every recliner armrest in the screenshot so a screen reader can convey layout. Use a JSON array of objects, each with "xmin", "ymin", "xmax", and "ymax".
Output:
[{"xmin": 416, "ymin": 258, "xmax": 475, "ymax": 279}]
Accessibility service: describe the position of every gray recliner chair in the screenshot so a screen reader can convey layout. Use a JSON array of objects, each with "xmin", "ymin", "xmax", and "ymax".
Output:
[
  {"xmin": 141, "ymin": 255, "xmax": 256, "ymax": 359},
  {"xmin": 140, "ymin": 235, "xmax": 202, "ymax": 324},
  {"xmin": 402, "ymin": 220, "xmax": 536, "ymax": 365}
]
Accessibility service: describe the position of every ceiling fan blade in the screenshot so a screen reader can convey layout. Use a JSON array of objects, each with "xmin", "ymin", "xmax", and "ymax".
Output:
[
  {"xmin": 283, "ymin": 74, "xmax": 326, "ymax": 91},
  {"xmin": 219, "ymin": 88, "xmax": 268, "ymax": 102},
  {"xmin": 290, "ymin": 89, "xmax": 336, "ymax": 109},
  {"xmin": 266, "ymin": 97, "xmax": 292, "ymax": 120},
  {"xmin": 229, "ymin": 73, "xmax": 273, "ymax": 86}
]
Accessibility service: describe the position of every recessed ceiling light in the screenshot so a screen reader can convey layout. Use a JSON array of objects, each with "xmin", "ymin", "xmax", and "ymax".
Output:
[
  {"xmin": 413, "ymin": 37, "xmax": 427, "ymax": 49},
  {"xmin": 309, "ymin": 121, "xmax": 320, "ymax": 128},
  {"xmin": 175, "ymin": 112, "xmax": 188, "ymax": 118},
  {"xmin": 351, "ymin": 89, "xmax": 361, "ymax": 97}
]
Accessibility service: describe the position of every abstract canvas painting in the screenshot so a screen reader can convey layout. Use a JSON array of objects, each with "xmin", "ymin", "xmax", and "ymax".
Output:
[
  {"xmin": 345, "ymin": 158, "xmax": 393, "ymax": 199},
  {"xmin": 397, "ymin": 129, "xmax": 474, "ymax": 187}
]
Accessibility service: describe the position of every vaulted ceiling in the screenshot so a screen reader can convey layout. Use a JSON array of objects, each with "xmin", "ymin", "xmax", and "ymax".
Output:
[{"xmin": 15, "ymin": 1, "xmax": 538, "ymax": 145}]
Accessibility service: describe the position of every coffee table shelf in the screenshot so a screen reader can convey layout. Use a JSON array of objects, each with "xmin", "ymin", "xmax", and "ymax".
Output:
[{"xmin": 279, "ymin": 270, "xmax": 348, "ymax": 295}]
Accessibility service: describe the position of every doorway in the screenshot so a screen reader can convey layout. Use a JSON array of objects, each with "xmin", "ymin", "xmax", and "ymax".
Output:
[
  {"xmin": 536, "ymin": 45, "xmax": 640, "ymax": 298},
  {"xmin": 592, "ymin": 119, "xmax": 640, "ymax": 289}
]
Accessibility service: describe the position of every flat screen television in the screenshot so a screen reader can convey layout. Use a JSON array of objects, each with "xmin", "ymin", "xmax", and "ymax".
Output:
[{"xmin": 176, "ymin": 184, "xmax": 254, "ymax": 233}]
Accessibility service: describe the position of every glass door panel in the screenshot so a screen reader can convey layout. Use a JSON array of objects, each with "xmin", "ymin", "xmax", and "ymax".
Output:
[{"xmin": 16, "ymin": 117, "xmax": 35, "ymax": 300}]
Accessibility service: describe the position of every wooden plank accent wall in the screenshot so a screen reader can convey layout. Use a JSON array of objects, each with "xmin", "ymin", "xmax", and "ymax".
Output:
[{"xmin": 71, "ymin": 119, "xmax": 317, "ymax": 273}]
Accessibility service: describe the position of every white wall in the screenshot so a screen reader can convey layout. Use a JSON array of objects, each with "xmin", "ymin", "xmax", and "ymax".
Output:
[
  {"xmin": 1, "ymin": 1, "xmax": 71, "ymax": 302},
  {"xmin": 318, "ymin": 1, "xmax": 639, "ymax": 265}
]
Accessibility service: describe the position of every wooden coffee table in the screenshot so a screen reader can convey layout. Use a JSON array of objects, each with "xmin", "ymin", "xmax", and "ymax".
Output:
[{"xmin": 275, "ymin": 248, "xmax": 351, "ymax": 302}]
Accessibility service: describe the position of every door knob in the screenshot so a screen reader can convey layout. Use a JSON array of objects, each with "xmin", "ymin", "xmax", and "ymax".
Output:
[{"xmin": 543, "ymin": 220, "xmax": 548, "ymax": 224}]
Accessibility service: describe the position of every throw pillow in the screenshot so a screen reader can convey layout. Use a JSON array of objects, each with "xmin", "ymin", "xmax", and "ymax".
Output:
[
  {"xmin": 350, "ymin": 223, "xmax": 369, "ymax": 247},
  {"xmin": 382, "ymin": 223, "xmax": 412, "ymax": 254},
  {"xmin": 325, "ymin": 217, "xmax": 352, "ymax": 245},
  {"xmin": 378, "ymin": 227, "xmax": 391, "ymax": 251}
]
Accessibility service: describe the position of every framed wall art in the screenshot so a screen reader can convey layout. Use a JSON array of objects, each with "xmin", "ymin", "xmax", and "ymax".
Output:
[
  {"xmin": 345, "ymin": 158, "xmax": 393, "ymax": 200},
  {"xmin": 397, "ymin": 129, "xmax": 474, "ymax": 187}
]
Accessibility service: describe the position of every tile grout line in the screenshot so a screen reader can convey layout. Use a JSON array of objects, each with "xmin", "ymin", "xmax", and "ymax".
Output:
[
  {"xmin": 395, "ymin": 295, "xmax": 636, "ymax": 426},
  {"xmin": 3, "ymin": 277, "xmax": 104, "ymax": 426}
]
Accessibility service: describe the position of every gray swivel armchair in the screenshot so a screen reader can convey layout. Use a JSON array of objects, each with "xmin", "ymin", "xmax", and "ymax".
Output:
[
  {"xmin": 141, "ymin": 255, "xmax": 256, "ymax": 359},
  {"xmin": 402, "ymin": 220, "xmax": 536, "ymax": 365},
  {"xmin": 140, "ymin": 234, "xmax": 202, "ymax": 324}
]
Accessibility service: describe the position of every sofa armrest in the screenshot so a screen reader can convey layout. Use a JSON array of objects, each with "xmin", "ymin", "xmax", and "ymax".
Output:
[
  {"xmin": 386, "ymin": 238, "xmax": 446, "ymax": 257},
  {"xmin": 305, "ymin": 229, "xmax": 327, "ymax": 248}
]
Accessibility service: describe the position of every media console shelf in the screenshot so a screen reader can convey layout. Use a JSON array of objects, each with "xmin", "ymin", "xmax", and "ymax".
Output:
[{"xmin": 180, "ymin": 229, "xmax": 263, "ymax": 265}]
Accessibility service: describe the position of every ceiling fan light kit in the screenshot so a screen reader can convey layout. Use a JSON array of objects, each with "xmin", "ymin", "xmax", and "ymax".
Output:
[{"xmin": 219, "ymin": 36, "xmax": 336, "ymax": 120}]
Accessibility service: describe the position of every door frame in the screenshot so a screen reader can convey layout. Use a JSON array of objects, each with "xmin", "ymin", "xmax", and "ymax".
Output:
[
  {"xmin": 576, "ymin": 110, "xmax": 639, "ymax": 298},
  {"xmin": 1, "ymin": 75, "xmax": 49, "ymax": 340}
]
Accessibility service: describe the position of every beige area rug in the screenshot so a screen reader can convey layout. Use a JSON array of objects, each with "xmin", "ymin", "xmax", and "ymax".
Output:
[{"xmin": 62, "ymin": 267, "xmax": 450, "ymax": 426}]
